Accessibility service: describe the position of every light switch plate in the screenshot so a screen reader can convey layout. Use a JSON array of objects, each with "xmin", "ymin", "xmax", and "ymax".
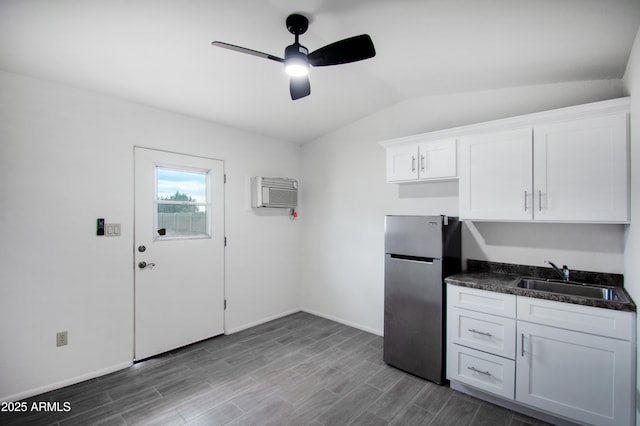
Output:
[{"xmin": 105, "ymin": 223, "xmax": 121, "ymax": 237}]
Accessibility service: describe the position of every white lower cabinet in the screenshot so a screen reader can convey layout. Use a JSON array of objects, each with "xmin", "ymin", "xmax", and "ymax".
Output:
[
  {"xmin": 446, "ymin": 284, "xmax": 636, "ymax": 426},
  {"xmin": 516, "ymin": 320, "xmax": 633, "ymax": 426},
  {"xmin": 446, "ymin": 285, "xmax": 518, "ymax": 401}
]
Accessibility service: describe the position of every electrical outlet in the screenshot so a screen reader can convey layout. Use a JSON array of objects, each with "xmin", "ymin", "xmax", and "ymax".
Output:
[{"xmin": 56, "ymin": 331, "xmax": 68, "ymax": 347}]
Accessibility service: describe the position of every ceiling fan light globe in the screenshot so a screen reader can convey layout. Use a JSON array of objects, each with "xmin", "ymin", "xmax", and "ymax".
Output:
[{"xmin": 285, "ymin": 62, "xmax": 309, "ymax": 77}]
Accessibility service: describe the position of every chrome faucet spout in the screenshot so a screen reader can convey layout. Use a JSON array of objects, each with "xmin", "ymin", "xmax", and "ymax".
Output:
[{"xmin": 544, "ymin": 260, "xmax": 570, "ymax": 282}]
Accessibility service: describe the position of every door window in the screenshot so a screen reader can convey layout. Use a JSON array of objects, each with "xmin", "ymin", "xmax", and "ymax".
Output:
[{"xmin": 155, "ymin": 166, "xmax": 210, "ymax": 239}]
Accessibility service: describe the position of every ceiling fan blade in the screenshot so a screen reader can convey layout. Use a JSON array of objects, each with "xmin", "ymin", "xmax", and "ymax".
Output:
[
  {"xmin": 211, "ymin": 41, "xmax": 284, "ymax": 63},
  {"xmin": 308, "ymin": 34, "xmax": 375, "ymax": 67},
  {"xmin": 290, "ymin": 76, "xmax": 310, "ymax": 100}
]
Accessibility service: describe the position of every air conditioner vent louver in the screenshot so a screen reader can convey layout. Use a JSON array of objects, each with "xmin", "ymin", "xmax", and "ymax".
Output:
[{"xmin": 252, "ymin": 176, "xmax": 298, "ymax": 208}]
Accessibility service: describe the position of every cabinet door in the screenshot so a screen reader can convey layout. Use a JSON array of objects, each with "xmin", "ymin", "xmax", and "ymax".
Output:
[
  {"xmin": 533, "ymin": 113, "xmax": 629, "ymax": 222},
  {"xmin": 516, "ymin": 321, "xmax": 633, "ymax": 426},
  {"xmin": 459, "ymin": 128, "xmax": 533, "ymax": 220},
  {"xmin": 386, "ymin": 144, "xmax": 419, "ymax": 182},
  {"xmin": 418, "ymin": 138, "xmax": 456, "ymax": 180}
]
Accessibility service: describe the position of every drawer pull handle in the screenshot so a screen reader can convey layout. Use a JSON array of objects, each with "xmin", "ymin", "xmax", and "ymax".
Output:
[
  {"xmin": 521, "ymin": 333, "xmax": 525, "ymax": 357},
  {"xmin": 468, "ymin": 328, "xmax": 492, "ymax": 337},
  {"xmin": 468, "ymin": 366, "xmax": 492, "ymax": 377}
]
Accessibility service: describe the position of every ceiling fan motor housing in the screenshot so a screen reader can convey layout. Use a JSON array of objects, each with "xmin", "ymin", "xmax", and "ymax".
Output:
[
  {"xmin": 286, "ymin": 13, "xmax": 309, "ymax": 35},
  {"xmin": 285, "ymin": 43, "xmax": 309, "ymax": 60},
  {"xmin": 284, "ymin": 43, "xmax": 309, "ymax": 76}
]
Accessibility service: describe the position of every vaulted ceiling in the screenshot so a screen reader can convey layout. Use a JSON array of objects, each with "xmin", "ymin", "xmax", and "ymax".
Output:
[{"xmin": 1, "ymin": 0, "xmax": 639, "ymax": 143}]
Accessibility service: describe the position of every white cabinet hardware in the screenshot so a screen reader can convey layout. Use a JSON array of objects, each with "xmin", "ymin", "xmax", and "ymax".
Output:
[
  {"xmin": 467, "ymin": 366, "xmax": 492, "ymax": 376},
  {"xmin": 468, "ymin": 328, "xmax": 492, "ymax": 337}
]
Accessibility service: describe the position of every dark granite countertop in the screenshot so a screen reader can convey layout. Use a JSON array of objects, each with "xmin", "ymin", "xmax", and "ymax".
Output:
[
  {"xmin": 445, "ymin": 261, "xmax": 636, "ymax": 312},
  {"xmin": 445, "ymin": 259, "xmax": 636, "ymax": 312}
]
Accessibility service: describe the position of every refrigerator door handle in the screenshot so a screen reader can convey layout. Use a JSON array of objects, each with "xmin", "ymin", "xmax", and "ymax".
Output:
[{"xmin": 388, "ymin": 254, "xmax": 436, "ymax": 264}]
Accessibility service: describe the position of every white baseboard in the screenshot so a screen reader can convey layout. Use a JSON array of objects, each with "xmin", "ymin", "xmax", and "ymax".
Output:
[
  {"xmin": 4, "ymin": 310, "xmax": 380, "ymax": 401},
  {"xmin": 225, "ymin": 307, "xmax": 302, "ymax": 335},
  {"xmin": 2, "ymin": 361, "xmax": 133, "ymax": 402},
  {"xmin": 300, "ymin": 307, "xmax": 383, "ymax": 336}
]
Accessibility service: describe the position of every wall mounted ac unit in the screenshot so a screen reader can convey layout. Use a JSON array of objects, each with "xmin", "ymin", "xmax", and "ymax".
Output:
[{"xmin": 252, "ymin": 176, "xmax": 298, "ymax": 208}]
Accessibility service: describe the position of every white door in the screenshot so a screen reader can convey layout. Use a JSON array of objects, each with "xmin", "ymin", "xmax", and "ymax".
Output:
[
  {"xmin": 134, "ymin": 147, "xmax": 225, "ymax": 360},
  {"xmin": 516, "ymin": 321, "xmax": 633, "ymax": 426},
  {"xmin": 459, "ymin": 128, "xmax": 533, "ymax": 221},
  {"xmin": 533, "ymin": 113, "xmax": 629, "ymax": 222}
]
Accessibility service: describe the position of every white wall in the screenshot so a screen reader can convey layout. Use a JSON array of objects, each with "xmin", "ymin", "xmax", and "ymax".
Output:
[
  {"xmin": 622, "ymin": 26, "xmax": 640, "ymax": 425},
  {"xmin": 300, "ymin": 80, "xmax": 628, "ymax": 335},
  {"xmin": 0, "ymin": 70, "xmax": 301, "ymax": 401}
]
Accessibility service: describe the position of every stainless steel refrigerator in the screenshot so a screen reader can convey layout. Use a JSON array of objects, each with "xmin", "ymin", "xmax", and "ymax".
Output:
[{"xmin": 383, "ymin": 215, "xmax": 461, "ymax": 384}]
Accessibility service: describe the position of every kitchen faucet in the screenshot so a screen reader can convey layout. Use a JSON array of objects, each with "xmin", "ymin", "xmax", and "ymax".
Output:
[{"xmin": 545, "ymin": 260, "xmax": 570, "ymax": 281}]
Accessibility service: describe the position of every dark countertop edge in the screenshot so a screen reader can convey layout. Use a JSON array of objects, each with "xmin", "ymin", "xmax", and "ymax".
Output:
[{"xmin": 445, "ymin": 272, "xmax": 636, "ymax": 313}]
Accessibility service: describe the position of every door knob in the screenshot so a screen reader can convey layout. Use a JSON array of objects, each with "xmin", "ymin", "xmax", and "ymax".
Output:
[{"xmin": 138, "ymin": 261, "xmax": 156, "ymax": 270}]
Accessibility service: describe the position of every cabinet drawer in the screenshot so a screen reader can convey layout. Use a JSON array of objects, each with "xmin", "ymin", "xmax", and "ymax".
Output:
[
  {"xmin": 448, "ymin": 307, "xmax": 516, "ymax": 359},
  {"xmin": 448, "ymin": 343, "xmax": 515, "ymax": 400},
  {"xmin": 517, "ymin": 296, "xmax": 634, "ymax": 340},
  {"xmin": 448, "ymin": 284, "xmax": 516, "ymax": 318}
]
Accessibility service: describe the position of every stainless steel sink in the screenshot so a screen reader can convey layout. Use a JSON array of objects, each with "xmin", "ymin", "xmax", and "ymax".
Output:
[{"xmin": 516, "ymin": 278, "xmax": 620, "ymax": 301}]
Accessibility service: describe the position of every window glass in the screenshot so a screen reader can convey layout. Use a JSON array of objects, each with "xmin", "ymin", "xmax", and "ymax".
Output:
[{"xmin": 156, "ymin": 167, "xmax": 210, "ymax": 239}]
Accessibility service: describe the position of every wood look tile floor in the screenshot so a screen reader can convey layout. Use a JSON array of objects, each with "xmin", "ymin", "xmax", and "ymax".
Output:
[{"xmin": 1, "ymin": 312, "xmax": 552, "ymax": 426}]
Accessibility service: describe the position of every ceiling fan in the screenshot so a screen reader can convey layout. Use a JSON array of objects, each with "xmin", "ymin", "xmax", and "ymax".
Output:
[{"xmin": 211, "ymin": 13, "xmax": 376, "ymax": 100}]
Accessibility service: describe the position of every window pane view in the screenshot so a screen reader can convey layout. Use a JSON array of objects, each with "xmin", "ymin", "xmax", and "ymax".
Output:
[{"xmin": 156, "ymin": 167, "xmax": 210, "ymax": 238}]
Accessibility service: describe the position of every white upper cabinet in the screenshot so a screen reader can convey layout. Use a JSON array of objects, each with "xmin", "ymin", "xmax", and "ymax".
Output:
[
  {"xmin": 457, "ymin": 98, "xmax": 630, "ymax": 223},
  {"xmin": 459, "ymin": 128, "xmax": 533, "ymax": 221},
  {"xmin": 380, "ymin": 98, "xmax": 630, "ymax": 223},
  {"xmin": 533, "ymin": 113, "xmax": 629, "ymax": 222},
  {"xmin": 384, "ymin": 137, "xmax": 457, "ymax": 182}
]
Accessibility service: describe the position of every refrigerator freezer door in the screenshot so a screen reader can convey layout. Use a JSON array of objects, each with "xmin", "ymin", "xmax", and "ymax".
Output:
[
  {"xmin": 383, "ymin": 254, "xmax": 445, "ymax": 383},
  {"xmin": 385, "ymin": 215, "xmax": 443, "ymax": 258}
]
